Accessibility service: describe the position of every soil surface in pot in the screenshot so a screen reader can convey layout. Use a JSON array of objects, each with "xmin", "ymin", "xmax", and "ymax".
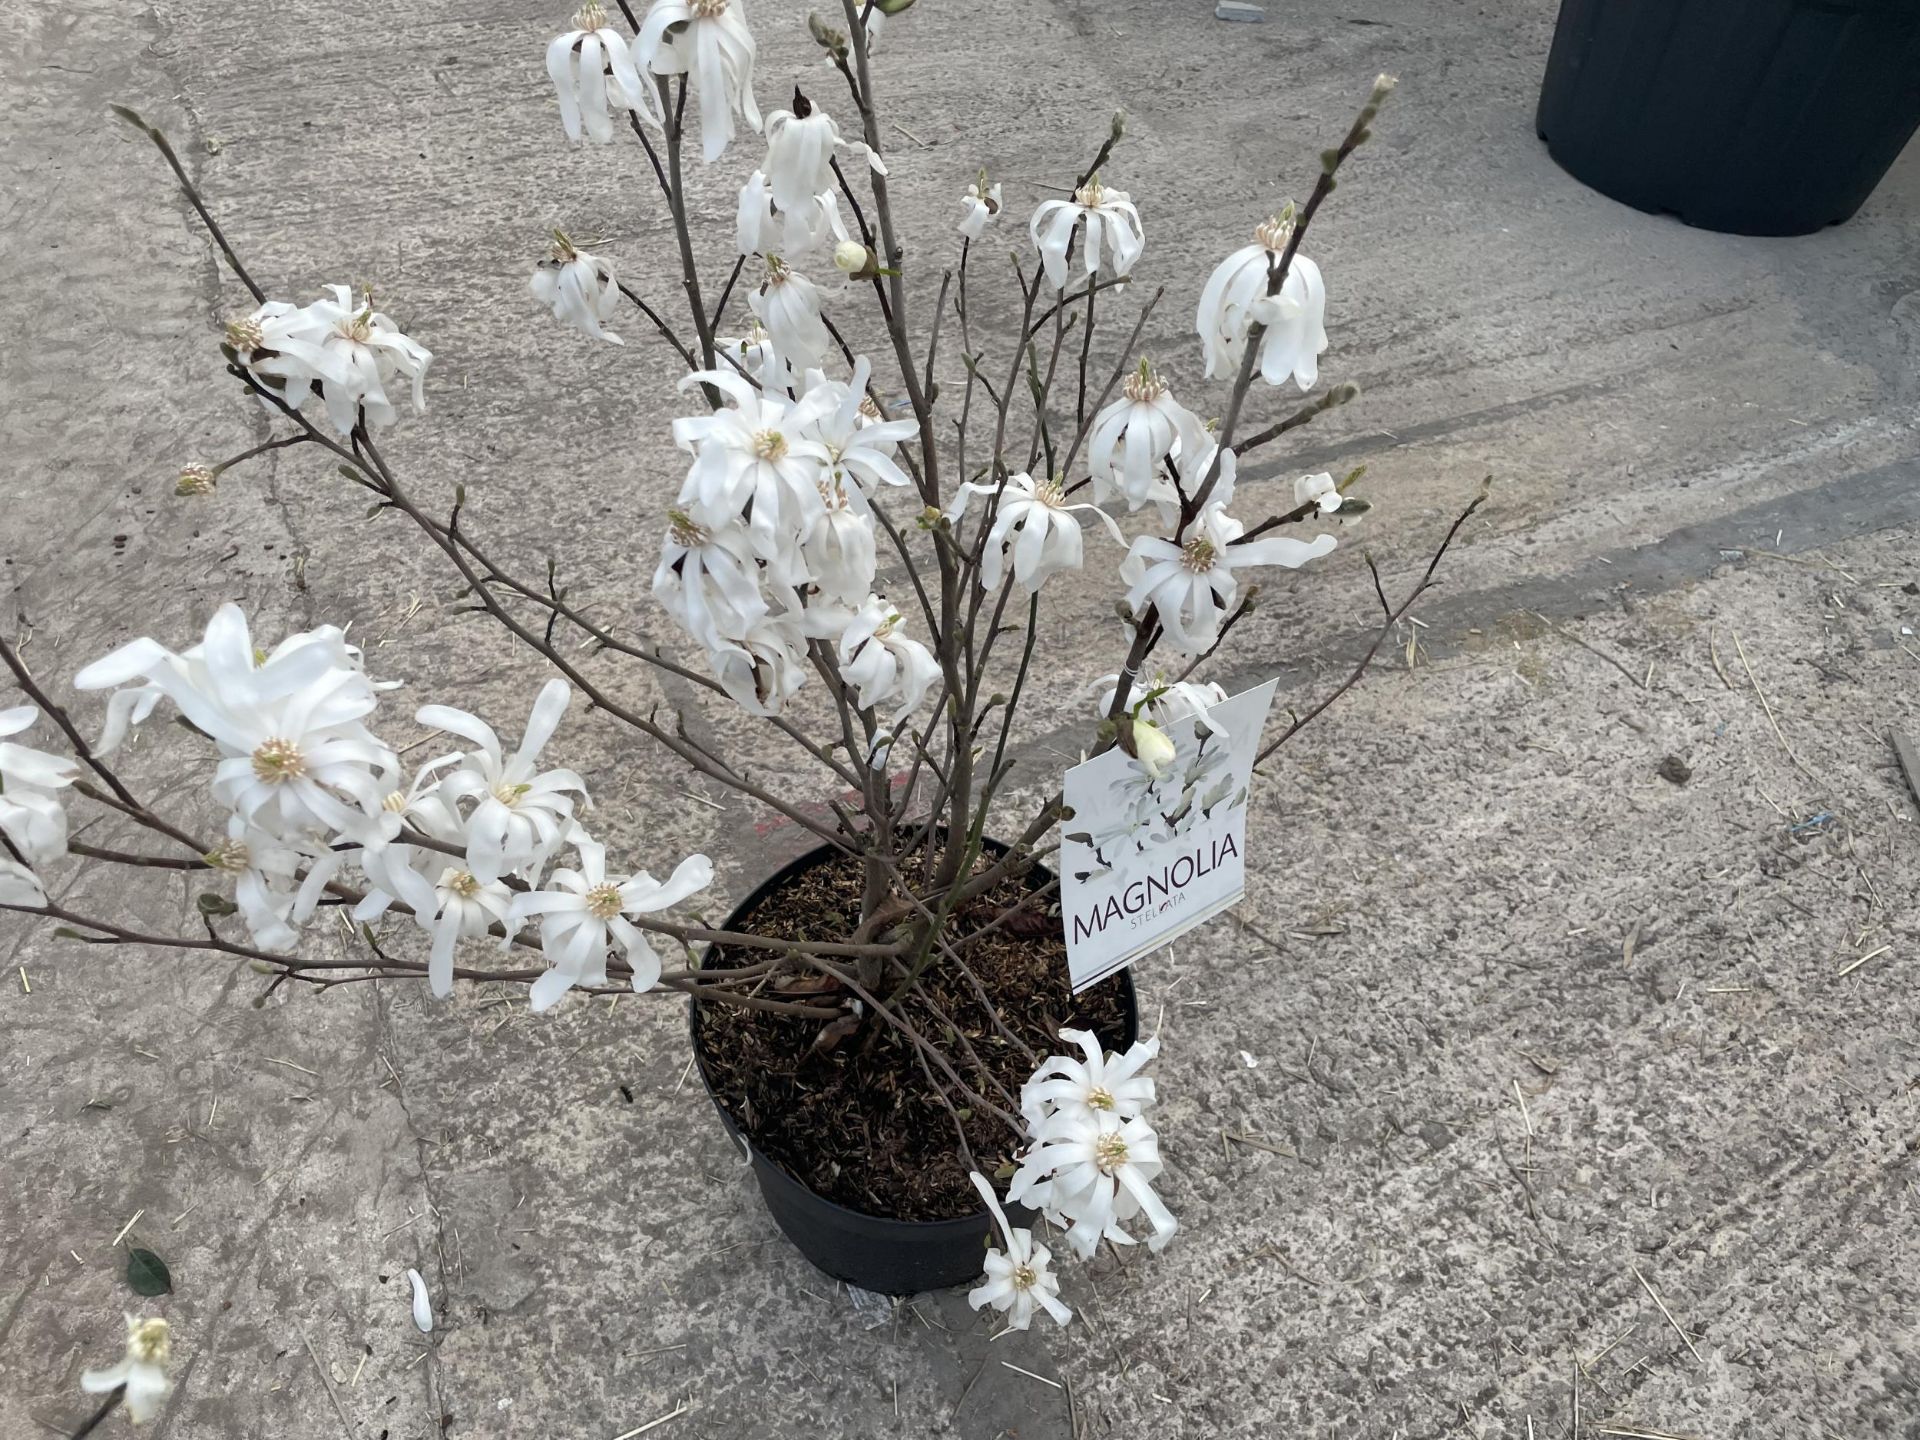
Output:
[{"xmin": 697, "ymin": 851, "xmax": 1131, "ymax": 1221}]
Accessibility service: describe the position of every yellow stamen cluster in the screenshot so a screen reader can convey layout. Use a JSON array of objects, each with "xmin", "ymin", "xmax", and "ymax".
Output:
[
  {"xmin": 691, "ymin": 0, "xmax": 729, "ymax": 14},
  {"xmin": 1122, "ymin": 361, "xmax": 1166, "ymax": 404},
  {"xmin": 1086, "ymin": 1085, "xmax": 1116, "ymax": 1111},
  {"xmin": 1073, "ymin": 176, "xmax": 1108, "ymax": 209},
  {"xmin": 176, "ymin": 465, "xmax": 217, "ymax": 497},
  {"xmin": 129, "ymin": 1318, "xmax": 171, "ymax": 1367},
  {"xmin": 1093, "ymin": 1130, "xmax": 1130, "ymax": 1174},
  {"xmin": 204, "ymin": 839, "xmax": 251, "ymax": 872},
  {"xmin": 1012, "ymin": 1262, "xmax": 1039, "ymax": 1289},
  {"xmin": 1180, "ymin": 537, "xmax": 1217, "ymax": 574},
  {"xmin": 492, "ymin": 781, "xmax": 532, "ymax": 807},
  {"xmin": 668, "ymin": 510, "xmax": 711, "ymax": 548},
  {"xmin": 225, "ymin": 315, "xmax": 264, "ymax": 351},
  {"xmin": 443, "ymin": 870, "xmax": 481, "ymax": 900},
  {"xmin": 250, "ymin": 737, "xmax": 307, "ymax": 784},
  {"xmin": 1255, "ymin": 211, "xmax": 1296, "ymax": 252},
  {"xmin": 752, "ymin": 429, "xmax": 789, "ymax": 462},
  {"xmin": 584, "ymin": 882, "xmax": 624, "ymax": 921},
  {"xmin": 857, "ymin": 394, "xmax": 883, "ymax": 421},
  {"xmin": 1033, "ymin": 477, "xmax": 1067, "ymax": 508},
  {"xmin": 574, "ymin": 0, "xmax": 608, "ymax": 30}
]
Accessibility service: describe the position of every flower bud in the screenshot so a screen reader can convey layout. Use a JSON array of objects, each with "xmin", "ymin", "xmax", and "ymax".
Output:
[
  {"xmin": 807, "ymin": 12, "xmax": 849, "ymax": 57},
  {"xmin": 834, "ymin": 240, "xmax": 878, "ymax": 279},
  {"xmin": 176, "ymin": 464, "xmax": 217, "ymax": 496},
  {"xmin": 1130, "ymin": 718, "xmax": 1177, "ymax": 777},
  {"xmin": 1328, "ymin": 381, "xmax": 1361, "ymax": 407}
]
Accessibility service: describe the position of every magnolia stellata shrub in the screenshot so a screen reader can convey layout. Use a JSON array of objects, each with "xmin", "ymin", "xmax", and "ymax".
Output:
[{"xmin": 8, "ymin": 2, "xmax": 1477, "ymax": 1361}]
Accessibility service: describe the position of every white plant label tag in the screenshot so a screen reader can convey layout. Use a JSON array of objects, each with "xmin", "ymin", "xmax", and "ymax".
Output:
[{"xmin": 1060, "ymin": 678, "xmax": 1278, "ymax": 993}]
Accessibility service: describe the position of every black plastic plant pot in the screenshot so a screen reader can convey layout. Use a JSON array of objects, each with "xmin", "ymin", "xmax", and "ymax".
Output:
[
  {"xmin": 1536, "ymin": 0, "xmax": 1920, "ymax": 236},
  {"xmin": 687, "ymin": 839, "xmax": 1138, "ymax": 1296}
]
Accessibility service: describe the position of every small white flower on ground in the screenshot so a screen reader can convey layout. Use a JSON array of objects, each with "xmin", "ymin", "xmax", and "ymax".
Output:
[
  {"xmin": 81, "ymin": 1315, "xmax": 173, "ymax": 1424},
  {"xmin": 531, "ymin": 235, "xmax": 624, "ymax": 344},
  {"xmin": 1121, "ymin": 499, "xmax": 1336, "ymax": 653},
  {"xmin": 966, "ymin": 1172, "xmax": 1071, "ymax": 1331},
  {"xmin": 415, "ymin": 680, "xmax": 589, "ymax": 885},
  {"xmin": 1196, "ymin": 210, "xmax": 1328, "ymax": 389},
  {"xmin": 406, "ymin": 1268, "xmax": 434, "ymax": 1332},
  {"xmin": 1087, "ymin": 360, "xmax": 1210, "ymax": 513},
  {"xmin": 653, "ymin": 510, "xmax": 768, "ymax": 652},
  {"xmin": 1020, "ymin": 1028, "xmax": 1160, "ymax": 1131},
  {"xmin": 546, "ymin": 1, "xmax": 657, "ymax": 144},
  {"xmin": 747, "ymin": 258, "xmax": 832, "ymax": 373},
  {"xmin": 0, "ymin": 705, "xmax": 78, "ymax": 867},
  {"xmin": 1030, "ymin": 175, "xmax": 1144, "ymax": 292},
  {"xmin": 762, "ymin": 93, "xmax": 842, "ymax": 216},
  {"xmin": 509, "ymin": 838, "xmax": 713, "ymax": 1010},
  {"xmin": 947, "ymin": 473, "xmax": 1124, "ymax": 593},
  {"xmin": 1294, "ymin": 471, "xmax": 1341, "ymax": 513},
  {"xmin": 957, "ymin": 175, "xmax": 1002, "ymax": 240},
  {"xmin": 636, "ymin": 0, "xmax": 762, "ymax": 163}
]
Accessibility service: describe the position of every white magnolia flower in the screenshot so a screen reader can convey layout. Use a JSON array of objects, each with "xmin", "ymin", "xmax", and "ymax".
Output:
[
  {"xmin": 957, "ymin": 176, "xmax": 1002, "ymax": 241},
  {"xmin": 801, "ymin": 477, "xmax": 878, "ymax": 605},
  {"xmin": 1087, "ymin": 361, "xmax": 1210, "ymax": 512},
  {"xmin": 227, "ymin": 301, "xmax": 352, "ymax": 413},
  {"xmin": 708, "ymin": 604, "xmax": 812, "ymax": 716},
  {"xmin": 293, "ymin": 286, "xmax": 432, "ymax": 434},
  {"xmin": 0, "ymin": 858, "xmax": 45, "ymax": 907},
  {"xmin": 654, "ymin": 510, "xmax": 768, "ymax": 652},
  {"xmin": 75, "ymin": 604, "xmax": 397, "ymax": 844},
  {"xmin": 546, "ymin": 1, "xmax": 658, "ymax": 144},
  {"xmin": 210, "ymin": 816, "xmax": 342, "ymax": 951},
  {"xmin": 947, "ymin": 473, "xmax": 1124, "ymax": 593},
  {"xmin": 796, "ymin": 356, "xmax": 918, "ymax": 494},
  {"xmin": 1122, "ymin": 499, "xmax": 1336, "ymax": 653},
  {"xmin": 836, "ymin": 596, "xmax": 938, "ymax": 731},
  {"xmin": 1093, "ymin": 672, "xmax": 1231, "ymax": 740},
  {"xmin": 1196, "ymin": 211, "xmax": 1328, "ymax": 389},
  {"xmin": 967, "ymin": 1172, "xmax": 1071, "ymax": 1331},
  {"xmin": 747, "ymin": 258, "xmax": 832, "ymax": 373},
  {"xmin": 415, "ymin": 680, "xmax": 588, "ymax": 885},
  {"xmin": 1030, "ymin": 175, "xmax": 1144, "ymax": 293},
  {"xmin": 1009, "ymin": 1110, "xmax": 1177, "ymax": 1259},
  {"xmin": 673, "ymin": 367, "xmax": 831, "ymax": 565},
  {"xmin": 509, "ymin": 838, "xmax": 713, "ymax": 1010},
  {"xmin": 1022, "ymin": 1029, "xmax": 1160, "ymax": 1132},
  {"xmin": 531, "ymin": 235, "xmax": 624, "ymax": 344},
  {"xmin": 0, "ymin": 706, "xmax": 78, "ymax": 867},
  {"xmin": 1294, "ymin": 471, "xmax": 1341, "ymax": 514},
  {"xmin": 762, "ymin": 96, "xmax": 843, "ymax": 217},
  {"xmin": 736, "ymin": 169, "xmax": 849, "ymax": 259},
  {"xmin": 366, "ymin": 847, "xmax": 517, "ymax": 998},
  {"xmin": 713, "ymin": 321, "xmax": 784, "ymax": 389},
  {"xmin": 636, "ymin": 0, "xmax": 761, "ymax": 163},
  {"xmin": 81, "ymin": 1315, "xmax": 173, "ymax": 1424}
]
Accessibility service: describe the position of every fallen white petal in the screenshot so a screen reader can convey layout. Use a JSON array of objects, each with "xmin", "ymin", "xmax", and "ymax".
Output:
[{"xmin": 406, "ymin": 1267, "xmax": 434, "ymax": 1332}]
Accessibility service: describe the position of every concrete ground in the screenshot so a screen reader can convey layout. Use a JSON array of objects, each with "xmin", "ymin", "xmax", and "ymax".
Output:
[{"xmin": 3, "ymin": 0, "xmax": 1918, "ymax": 1435}]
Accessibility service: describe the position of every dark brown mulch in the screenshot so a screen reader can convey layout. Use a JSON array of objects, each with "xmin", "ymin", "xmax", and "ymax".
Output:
[{"xmin": 693, "ymin": 849, "xmax": 1132, "ymax": 1221}]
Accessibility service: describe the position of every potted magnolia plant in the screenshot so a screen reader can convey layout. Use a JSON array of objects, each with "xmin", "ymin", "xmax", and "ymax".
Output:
[{"xmin": 10, "ymin": 6, "xmax": 1481, "ymax": 1424}]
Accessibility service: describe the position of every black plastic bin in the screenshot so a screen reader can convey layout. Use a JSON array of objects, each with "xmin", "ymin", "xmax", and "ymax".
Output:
[{"xmin": 1537, "ymin": 0, "xmax": 1920, "ymax": 236}]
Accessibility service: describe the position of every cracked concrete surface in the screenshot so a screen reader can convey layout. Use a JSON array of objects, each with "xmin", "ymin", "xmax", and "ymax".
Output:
[{"xmin": 3, "ymin": 0, "xmax": 1918, "ymax": 1436}]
